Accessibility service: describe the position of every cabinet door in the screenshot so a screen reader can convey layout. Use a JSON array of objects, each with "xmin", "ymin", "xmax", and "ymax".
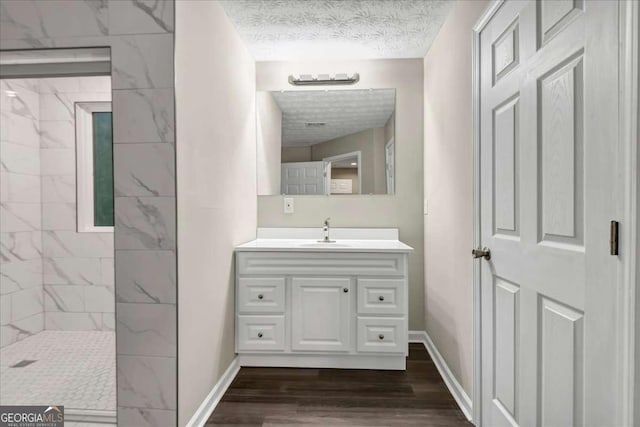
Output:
[{"xmin": 291, "ymin": 277, "xmax": 352, "ymax": 352}]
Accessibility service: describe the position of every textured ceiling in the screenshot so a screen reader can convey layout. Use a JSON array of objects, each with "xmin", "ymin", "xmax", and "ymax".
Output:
[
  {"xmin": 271, "ymin": 88, "xmax": 395, "ymax": 146},
  {"xmin": 219, "ymin": 0, "xmax": 454, "ymax": 61}
]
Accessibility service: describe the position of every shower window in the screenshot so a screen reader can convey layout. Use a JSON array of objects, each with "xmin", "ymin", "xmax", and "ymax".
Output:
[{"xmin": 76, "ymin": 102, "xmax": 114, "ymax": 232}]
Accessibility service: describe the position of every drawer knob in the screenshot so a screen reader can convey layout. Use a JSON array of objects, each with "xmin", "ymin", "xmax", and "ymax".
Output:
[
  {"xmin": 378, "ymin": 295, "xmax": 385, "ymax": 301},
  {"xmin": 343, "ymin": 288, "xmax": 349, "ymax": 293},
  {"xmin": 378, "ymin": 334, "xmax": 385, "ymax": 340},
  {"xmin": 258, "ymin": 294, "xmax": 264, "ymax": 300},
  {"xmin": 257, "ymin": 332, "xmax": 263, "ymax": 338}
]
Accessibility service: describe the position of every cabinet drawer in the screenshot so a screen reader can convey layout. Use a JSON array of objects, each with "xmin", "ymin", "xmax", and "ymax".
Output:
[
  {"xmin": 357, "ymin": 279, "xmax": 405, "ymax": 315},
  {"xmin": 238, "ymin": 277, "xmax": 285, "ymax": 313},
  {"xmin": 237, "ymin": 315, "xmax": 285, "ymax": 351},
  {"xmin": 357, "ymin": 317, "xmax": 406, "ymax": 353}
]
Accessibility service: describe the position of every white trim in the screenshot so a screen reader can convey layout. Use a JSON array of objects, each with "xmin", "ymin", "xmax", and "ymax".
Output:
[
  {"xmin": 323, "ymin": 150, "xmax": 362, "ymax": 195},
  {"xmin": 385, "ymin": 137, "xmax": 395, "ymax": 195},
  {"xmin": 619, "ymin": 0, "xmax": 639, "ymax": 425},
  {"xmin": 185, "ymin": 356, "xmax": 241, "ymax": 427},
  {"xmin": 75, "ymin": 101, "xmax": 113, "ymax": 233},
  {"xmin": 472, "ymin": 2, "xmax": 505, "ymax": 426},
  {"xmin": 409, "ymin": 330, "xmax": 472, "ymax": 421}
]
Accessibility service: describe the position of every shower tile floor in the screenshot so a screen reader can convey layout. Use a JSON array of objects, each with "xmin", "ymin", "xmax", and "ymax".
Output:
[{"xmin": 0, "ymin": 331, "xmax": 116, "ymax": 415}]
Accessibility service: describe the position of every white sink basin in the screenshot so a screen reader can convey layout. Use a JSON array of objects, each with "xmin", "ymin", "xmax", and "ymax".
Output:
[{"xmin": 298, "ymin": 242, "xmax": 351, "ymax": 248}]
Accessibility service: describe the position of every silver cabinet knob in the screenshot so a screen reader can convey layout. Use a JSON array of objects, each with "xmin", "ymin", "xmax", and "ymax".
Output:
[
  {"xmin": 378, "ymin": 334, "xmax": 384, "ymax": 340},
  {"xmin": 257, "ymin": 332, "xmax": 263, "ymax": 338},
  {"xmin": 378, "ymin": 295, "xmax": 385, "ymax": 301},
  {"xmin": 258, "ymin": 294, "xmax": 264, "ymax": 300},
  {"xmin": 343, "ymin": 288, "xmax": 349, "ymax": 293}
]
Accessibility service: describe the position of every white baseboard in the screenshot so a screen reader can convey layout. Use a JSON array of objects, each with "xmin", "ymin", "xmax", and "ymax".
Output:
[
  {"xmin": 185, "ymin": 356, "xmax": 240, "ymax": 427},
  {"xmin": 409, "ymin": 330, "xmax": 473, "ymax": 421}
]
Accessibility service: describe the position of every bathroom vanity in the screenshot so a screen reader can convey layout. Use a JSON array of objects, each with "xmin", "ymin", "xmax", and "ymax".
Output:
[{"xmin": 234, "ymin": 228, "xmax": 413, "ymax": 370}]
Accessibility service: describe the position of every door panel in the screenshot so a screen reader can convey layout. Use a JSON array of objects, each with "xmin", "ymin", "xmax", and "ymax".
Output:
[
  {"xmin": 540, "ymin": 298, "xmax": 584, "ymax": 427},
  {"xmin": 479, "ymin": 1, "xmax": 619, "ymax": 426},
  {"xmin": 538, "ymin": 52, "xmax": 584, "ymax": 247},
  {"xmin": 291, "ymin": 277, "xmax": 352, "ymax": 352}
]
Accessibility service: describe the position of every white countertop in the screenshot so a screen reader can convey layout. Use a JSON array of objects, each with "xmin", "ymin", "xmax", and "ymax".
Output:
[{"xmin": 235, "ymin": 238, "xmax": 413, "ymax": 253}]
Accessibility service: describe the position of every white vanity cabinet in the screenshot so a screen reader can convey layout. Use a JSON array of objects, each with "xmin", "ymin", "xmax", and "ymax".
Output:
[{"xmin": 234, "ymin": 229, "xmax": 413, "ymax": 371}]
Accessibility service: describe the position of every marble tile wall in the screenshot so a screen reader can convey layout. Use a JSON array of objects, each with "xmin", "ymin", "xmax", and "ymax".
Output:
[
  {"xmin": 39, "ymin": 76, "xmax": 115, "ymax": 332},
  {"xmin": 0, "ymin": 79, "xmax": 44, "ymax": 348},
  {"xmin": 1, "ymin": 1, "xmax": 178, "ymax": 424}
]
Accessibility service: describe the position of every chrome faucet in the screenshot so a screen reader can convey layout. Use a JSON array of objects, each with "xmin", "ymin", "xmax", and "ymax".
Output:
[{"xmin": 320, "ymin": 217, "xmax": 335, "ymax": 243}]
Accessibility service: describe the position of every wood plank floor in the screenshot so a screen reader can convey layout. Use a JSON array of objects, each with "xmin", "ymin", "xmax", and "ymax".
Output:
[{"xmin": 206, "ymin": 343, "xmax": 472, "ymax": 426}]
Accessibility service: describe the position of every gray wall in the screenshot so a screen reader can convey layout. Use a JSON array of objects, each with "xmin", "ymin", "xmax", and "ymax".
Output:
[
  {"xmin": 0, "ymin": 1, "xmax": 178, "ymax": 425},
  {"xmin": 310, "ymin": 128, "xmax": 386, "ymax": 195},
  {"xmin": 423, "ymin": 0, "xmax": 488, "ymax": 396},
  {"xmin": 175, "ymin": 2, "xmax": 257, "ymax": 424},
  {"xmin": 257, "ymin": 58, "xmax": 425, "ymax": 330}
]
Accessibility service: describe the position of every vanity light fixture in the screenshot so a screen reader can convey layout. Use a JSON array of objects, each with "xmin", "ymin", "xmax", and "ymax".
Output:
[
  {"xmin": 288, "ymin": 73, "xmax": 359, "ymax": 86},
  {"xmin": 351, "ymin": 162, "xmax": 357, "ymax": 166}
]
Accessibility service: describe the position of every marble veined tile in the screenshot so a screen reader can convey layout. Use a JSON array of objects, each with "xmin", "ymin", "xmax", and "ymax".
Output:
[
  {"xmin": 101, "ymin": 258, "xmax": 114, "ymax": 287},
  {"xmin": 0, "ymin": 312, "xmax": 43, "ymax": 348},
  {"xmin": 84, "ymin": 285, "xmax": 115, "ymax": 313},
  {"xmin": 38, "ymin": 76, "xmax": 111, "ymax": 94},
  {"xmin": 112, "ymin": 89, "xmax": 174, "ymax": 143},
  {"xmin": 111, "ymin": 34, "xmax": 173, "ymax": 90},
  {"xmin": 114, "ymin": 143, "xmax": 175, "ymax": 197},
  {"xmin": 10, "ymin": 287, "xmax": 43, "ymax": 321},
  {"xmin": 41, "ymin": 175, "xmax": 75, "ymax": 203},
  {"xmin": 0, "ymin": 202, "xmax": 41, "ymax": 232},
  {"xmin": 40, "ymin": 148, "xmax": 75, "ymax": 176},
  {"xmin": 0, "ymin": 231, "xmax": 42, "ymax": 262},
  {"xmin": 116, "ymin": 303, "xmax": 175, "ymax": 357},
  {"xmin": 0, "ymin": 0, "xmax": 107, "ymax": 40},
  {"xmin": 114, "ymin": 197, "xmax": 175, "ymax": 250},
  {"xmin": 0, "ymin": 81, "xmax": 38, "ymax": 120},
  {"xmin": 0, "ymin": 173, "xmax": 41, "ymax": 203},
  {"xmin": 108, "ymin": 0, "xmax": 174, "ymax": 35},
  {"xmin": 44, "ymin": 312, "xmax": 102, "ymax": 331},
  {"xmin": 116, "ymin": 355, "xmax": 176, "ymax": 410},
  {"xmin": 43, "ymin": 257, "xmax": 102, "ymax": 286},
  {"xmin": 41, "ymin": 203, "xmax": 76, "ymax": 231},
  {"xmin": 0, "ymin": 142, "xmax": 40, "ymax": 175},
  {"xmin": 44, "ymin": 284, "xmax": 84, "ymax": 313},
  {"xmin": 116, "ymin": 407, "xmax": 175, "ymax": 427},
  {"xmin": 39, "ymin": 120, "xmax": 74, "ymax": 149},
  {"xmin": 115, "ymin": 251, "xmax": 175, "ymax": 304},
  {"xmin": 42, "ymin": 230, "xmax": 114, "ymax": 258},
  {"xmin": 0, "ymin": 259, "xmax": 42, "ymax": 295},
  {"xmin": 0, "ymin": 112, "xmax": 40, "ymax": 147}
]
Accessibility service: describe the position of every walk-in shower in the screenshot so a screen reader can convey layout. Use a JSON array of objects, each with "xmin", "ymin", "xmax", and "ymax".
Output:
[{"xmin": 0, "ymin": 48, "xmax": 116, "ymax": 424}]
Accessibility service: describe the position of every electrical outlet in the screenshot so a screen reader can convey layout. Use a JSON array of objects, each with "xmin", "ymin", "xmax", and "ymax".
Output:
[
  {"xmin": 284, "ymin": 197, "xmax": 294, "ymax": 214},
  {"xmin": 424, "ymin": 200, "xmax": 428, "ymax": 215}
]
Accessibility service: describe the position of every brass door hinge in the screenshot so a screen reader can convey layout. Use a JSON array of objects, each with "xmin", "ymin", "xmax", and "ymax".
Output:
[{"xmin": 610, "ymin": 220, "xmax": 619, "ymax": 256}]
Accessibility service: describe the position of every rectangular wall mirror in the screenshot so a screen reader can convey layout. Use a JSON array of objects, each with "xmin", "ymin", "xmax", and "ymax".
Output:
[{"xmin": 257, "ymin": 88, "xmax": 396, "ymax": 196}]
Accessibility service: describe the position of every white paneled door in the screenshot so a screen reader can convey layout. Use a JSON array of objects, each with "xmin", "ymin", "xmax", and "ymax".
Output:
[
  {"xmin": 280, "ymin": 161, "xmax": 325, "ymax": 195},
  {"xmin": 478, "ymin": 1, "xmax": 620, "ymax": 426}
]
